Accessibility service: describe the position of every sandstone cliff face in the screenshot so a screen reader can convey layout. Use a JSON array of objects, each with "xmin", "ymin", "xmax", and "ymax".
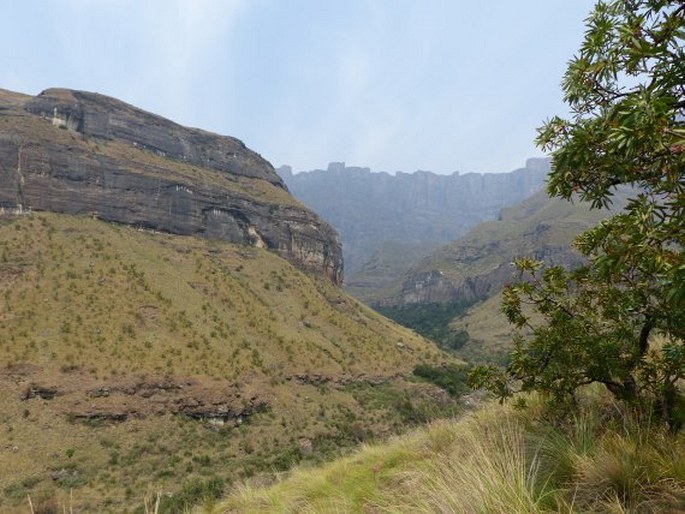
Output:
[
  {"xmin": 383, "ymin": 239, "xmax": 586, "ymax": 307},
  {"xmin": 278, "ymin": 160, "xmax": 549, "ymax": 276},
  {"xmin": 375, "ymin": 189, "xmax": 631, "ymax": 308},
  {"xmin": 0, "ymin": 88, "xmax": 343, "ymax": 283}
]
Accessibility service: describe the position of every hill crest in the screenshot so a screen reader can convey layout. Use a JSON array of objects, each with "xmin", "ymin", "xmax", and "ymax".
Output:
[{"xmin": 0, "ymin": 87, "xmax": 343, "ymax": 284}]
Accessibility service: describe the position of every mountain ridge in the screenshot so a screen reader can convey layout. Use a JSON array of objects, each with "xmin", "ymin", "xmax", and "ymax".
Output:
[
  {"xmin": 0, "ymin": 87, "xmax": 343, "ymax": 284},
  {"xmin": 278, "ymin": 159, "xmax": 549, "ymax": 279}
]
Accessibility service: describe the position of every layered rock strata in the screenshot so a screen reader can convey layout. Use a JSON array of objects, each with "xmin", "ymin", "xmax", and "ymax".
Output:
[{"xmin": 0, "ymin": 88, "xmax": 343, "ymax": 283}]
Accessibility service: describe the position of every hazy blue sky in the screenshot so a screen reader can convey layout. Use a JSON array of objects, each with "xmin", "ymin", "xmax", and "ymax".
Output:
[{"xmin": 1, "ymin": 1, "xmax": 595, "ymax": 174}]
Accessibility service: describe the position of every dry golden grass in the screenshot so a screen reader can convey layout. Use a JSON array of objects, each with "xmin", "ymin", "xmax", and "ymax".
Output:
[
  {"xmin": 215, "ymin": 391, "xmax": 685, "ymax": 514},
  {"xmin": 0, "ymin": 212, "xmax": 458, "ymax": 512},
  {"xmin": 0, "ymin": 213, "xmax": 443, "ymax": 379}
]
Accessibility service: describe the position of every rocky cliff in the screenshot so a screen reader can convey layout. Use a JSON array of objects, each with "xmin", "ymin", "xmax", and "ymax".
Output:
[
  {"xmin": 368, "ymin": 189, "xmax": 632, "ymax": 358},
  {"xmin": 376, "ymin": 188, "xmax": 632, "ymax": 308},
  {"xmin": 0, "ymin": 88, "xmax": 343, "ymax": 283},
  {"xmin": 278, "ymin": 159, "xmax": 549, "ymax": 277}
]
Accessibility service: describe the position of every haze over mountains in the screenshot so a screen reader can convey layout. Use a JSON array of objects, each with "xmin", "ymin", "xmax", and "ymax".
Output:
[
  {"xmin": 277, "ymin": 159, "xmax": 550, "ymax": 310},
  {"xmin": 277, "ymin": 159, "xmax": 550, "ymax": 280},
  {"xmin": 377, "ymin": 189, "xmax": 632, "ymax": 308}
]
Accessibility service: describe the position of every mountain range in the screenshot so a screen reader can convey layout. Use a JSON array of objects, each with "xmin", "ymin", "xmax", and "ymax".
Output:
[{"xmin": 277, "ymin": 159, "xmax": 550, "ymax": 277}]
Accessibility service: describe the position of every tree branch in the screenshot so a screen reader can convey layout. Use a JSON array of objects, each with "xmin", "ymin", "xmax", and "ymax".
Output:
[{"xmin": 638, "ymin": 314, "xmax": 654, "ymax": 356}]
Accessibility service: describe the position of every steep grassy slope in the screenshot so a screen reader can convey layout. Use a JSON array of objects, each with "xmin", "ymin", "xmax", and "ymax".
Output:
[
  {"xmin": 0, "ymin": 213, "xmax": 459, "ymax": 513},
  {"xmin": 216, "ymin": 392, "xmax": 685, "ymax": 513}
]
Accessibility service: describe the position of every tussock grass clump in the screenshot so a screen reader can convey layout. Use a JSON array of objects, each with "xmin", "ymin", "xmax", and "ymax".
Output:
[
  {"xmin": 381, "ymin": 417, "xmax": 556, "ymax": 514},
  {"xmin": 566, "ymin": 412, "xmax": 685, "ymax": 512},
  {"xmin": 215, "ymin": 392, "xmax": 685, "ymax": 513}
]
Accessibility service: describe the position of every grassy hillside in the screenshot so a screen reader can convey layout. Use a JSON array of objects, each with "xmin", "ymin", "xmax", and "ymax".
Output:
[
  {"xmin": 215, "ymin": 391, "xmax": 685, "ymax": 513},
  {"xmin": 373, "ymin": 190, "xmax": 632, "ymax": 361},
  {"xmin": 0, "ymin": 212, "xmax": 461, "ymax": 513}
]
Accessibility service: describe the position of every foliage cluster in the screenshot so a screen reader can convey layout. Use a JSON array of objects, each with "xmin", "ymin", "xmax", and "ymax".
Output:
[
  {"xmin": 413, "ymin": 363, "xmax": 472, "ymax": 398},
  {"xmin": 377, "ymin": 302, "xmax": 472, "ymax": 351},
  {"xmin": 471, "ymin": 0, "xmax": 684, "ymax": 430}
]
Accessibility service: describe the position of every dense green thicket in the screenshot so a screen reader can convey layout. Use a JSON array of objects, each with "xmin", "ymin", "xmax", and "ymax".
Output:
[
  {"xmin": 413, "ymin": 363, "xmax": 472, "ymax": 398},
  {"xmin": 376, "ymin": 302, "xmax": 472, "ymax": 351}
]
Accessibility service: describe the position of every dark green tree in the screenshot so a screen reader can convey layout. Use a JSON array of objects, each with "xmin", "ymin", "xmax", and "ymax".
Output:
[{"xmin": 471, "ymin": 0, "xmax": 684, "ymax": 429}]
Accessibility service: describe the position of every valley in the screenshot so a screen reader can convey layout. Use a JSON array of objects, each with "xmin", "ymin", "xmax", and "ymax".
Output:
[
  {"xmin": 2, "ymin": 1, "xmax": 684, "ymax": 513},
  {"xmin": 280, "ymin": 161, "xmax": 631, "ymax": 364}
]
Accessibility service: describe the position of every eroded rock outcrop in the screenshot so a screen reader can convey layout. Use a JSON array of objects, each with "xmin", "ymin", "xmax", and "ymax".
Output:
[
  {"xmin": 376, "ymin": 189, "xmax": 632, "ymax": 308},
  {"xmin": 0, "ymin": 88, "xmax": 343, "ymax": 283}
]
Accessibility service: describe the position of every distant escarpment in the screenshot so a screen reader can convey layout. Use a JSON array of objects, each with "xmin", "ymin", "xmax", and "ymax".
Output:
[
  {"xmin": 0, "ymin": 88, "xmax": 342, "ymax": 283},
  {"xmin": 277, "ymin": 159, "xmax": 549, "ymax": 285},
  {"xmin": 371, "ymin": 189, "xmax": 633, "ymax": 359},
  {"xmin": 376, "ymin": 189, "xmax": 631, "ymax": 309}
]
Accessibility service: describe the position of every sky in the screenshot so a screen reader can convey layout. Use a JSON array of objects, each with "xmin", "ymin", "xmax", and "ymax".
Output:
[{"xmin": 1, "ymin": 1, "xmax": 596, "ymax": 174}]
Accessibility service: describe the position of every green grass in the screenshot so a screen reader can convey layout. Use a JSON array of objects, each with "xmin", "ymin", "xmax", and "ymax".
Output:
[
  {"xmin": 412, "ymin": 363, "xmax": 472, "ymax": 398},
  {"xmin": 214, "ymin": 390, "xmax": 685, "ymax": 513},
  {"xmin": 0, "ymin": 212, "xmax": 460, "ymax": 512}
]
